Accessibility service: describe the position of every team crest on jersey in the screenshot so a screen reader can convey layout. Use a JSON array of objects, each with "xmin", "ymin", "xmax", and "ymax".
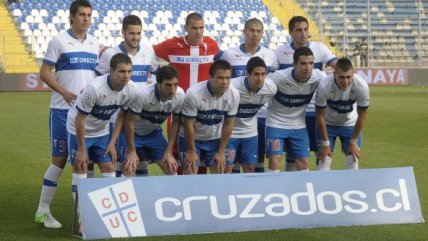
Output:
[
  {"xmin": 233, "ymin": 54, "xmax": 243, "ymax": 60},
  {"xmin": 283, "ymin": 51, "xmax": 292, "ymax": 56},
  {"xmin": 330, "ymin": 90, "xmax": 336, "ymax": 99}
]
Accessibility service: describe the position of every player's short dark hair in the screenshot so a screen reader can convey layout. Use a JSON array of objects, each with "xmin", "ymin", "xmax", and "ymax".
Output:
[
  {"xmin": 244, "ymin": 18, "xmax": 263, "ymax": 30},
  {"xmin": 69, "ymin": 0, "xmax": 92, "ymax": 25},
  {"xmin": 335, "ymin": 57, "xmax": 354, "ymax": 72},
  {"xmin": 156, "ymin": 65, "xmax": 178, "ymax": 84},
  {"xmin": 293, "ymin": 46, "xmax": 314, "ymax": 63},
  {"xmin": 122, "ymin": 15, "xmax": 142, "ymax": 31},
  {"xmin": 185, "ymin": 12, "xmax": 204, "ymax": 26},
  {"xmin": 209, "ymin": 60, "xmax": 232, "ymax": 77},
  {"xmin": 288, "ymin": 16, "xmax": 308, "ymax": 32},
  {"xmin": 246, "ymin": 56, "xmax": 266, "ymax": 74},
  {"xmin": 110, "ymin": 53, "xmax": 132, "ymax": 71}
]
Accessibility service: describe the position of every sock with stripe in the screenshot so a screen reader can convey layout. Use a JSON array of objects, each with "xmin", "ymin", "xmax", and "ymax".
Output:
[
  {"xmin": 72, "ymin": 173, "xmax": 87, "ymax": 201},
  {"xmin": 36, "ymin": 163, "xmax": 63, "ymax": 213}
]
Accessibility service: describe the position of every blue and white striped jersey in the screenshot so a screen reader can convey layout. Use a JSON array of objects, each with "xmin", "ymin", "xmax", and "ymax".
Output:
[
  {"xmin": 43, "ymin": 29, "xmax": 99, "ymax": 109},
  {"xmin": 220, "ymin": 43, "xmax": 279, "ymax": 78},
  {"xmin": 129, "ymin": 83, "xmax": 185, "ymax": 136},
  {"xmin": 275, "ymin": 41, "xmax": 337, "ymax": 113},
  {"xmin": 231, "ymin": 76, "xmax": 277, "ymax": 138},
  {"xmin": 66, "ymin": 74, "xmax": 137, "ymax": 137},
  {"xmin": 180, "ymin": 80, "xmax": 240, "ymax": 141},
  {"xmin": 275, "ymin": 41, "xmax": 337, "ymax": 71},
  {"xmin": 315, "ymin": 73, "xmax": 370, "ymax": 126},
  {"xmin": 266, "ymin": 68, "xmax": 327, "ymax": 129},
  {"xmin": 95, "ymin": 42, "xmax": 159, "ymax": 91}
]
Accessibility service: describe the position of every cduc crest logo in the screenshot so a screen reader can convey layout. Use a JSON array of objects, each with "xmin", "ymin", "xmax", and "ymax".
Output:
[{"xmin": 87, "ymin": 179, "xmax": 147, "ymax": 238}]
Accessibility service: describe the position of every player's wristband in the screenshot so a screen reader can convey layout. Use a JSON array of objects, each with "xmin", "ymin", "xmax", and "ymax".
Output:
[
  {"xmin": 322, "ymin": 140, "xmax": 330, "ymax": 146},
  {"xmin": 350, "ymin": 139, "xmax": 358, "ymax": 145}
]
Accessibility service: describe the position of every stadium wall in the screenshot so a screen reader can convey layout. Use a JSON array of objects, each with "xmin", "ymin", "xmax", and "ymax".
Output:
[{"xmin": 0, "ymin": 68, "xmax": 427, "ymax": 92}]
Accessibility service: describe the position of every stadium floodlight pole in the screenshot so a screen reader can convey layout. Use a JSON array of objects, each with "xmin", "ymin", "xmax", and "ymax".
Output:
[
  {"xmin": 367, "ymin": 0, "xmax": 372, "ymax": 67},
  {"xmin": 318, "ymin": 0, "xmax": 323, "ymax": 42},
  {"xmin": 343, "ymin": 0, "xmax": 348, "ymax": 57},
  {"xmin": 418, "ymin": 0, "xmax": 422, "ymax": 67}
]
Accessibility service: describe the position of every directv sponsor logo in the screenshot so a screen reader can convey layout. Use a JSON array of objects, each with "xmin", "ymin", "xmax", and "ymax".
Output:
[
  {"xmin": 132, "ymin": 70, "xmax": 148, "ymax": 76},
  {"xmin": 275, "ymin": 92, "xmax": 313, "ymax": 107},
  {"xmin": 154, "ymin": 179, "xmax": 412, "ymax": 222},
  {"xmin": 170, "ymin": 55, "xmax": 214, "ymax": 64},
  {"xmin": 88, "ymin": 179, "xmax": 146, "ymax": 238},
  {"xmin": 70, "ymin": 57, "xmax": 97, "ymax": 64}
]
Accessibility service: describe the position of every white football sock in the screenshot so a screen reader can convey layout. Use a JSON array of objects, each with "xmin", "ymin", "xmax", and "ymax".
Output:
[
  {"xmin": 317, "ymin": 156, "xmax": 332, "ymax": 171},
  {"xmin": 37, "ymin": 163, "xmax": 63, "ymax": 213},
  {"xmin": 72, "ymin": 173, "xmax": 87, "ymax": 201},
  {"xmin": 346, "ymin": 155, "xmax": 359, "ymax": 169},
  {"xmin": 102, "ymin": 172, "xmax": 116, "ymax": 178}
]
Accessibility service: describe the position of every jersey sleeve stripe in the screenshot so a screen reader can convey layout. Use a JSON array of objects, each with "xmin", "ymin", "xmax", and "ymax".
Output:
[
  {"xmin": 182, "ymin": 114, "xmax": 197, "ymax": 119},
  {"xmin": 76, "ymin": 106, "xmax": 90, "ymax": 115},
  {"xmin": 43, "ymin": 59, "xmax": 56, "ymax": 66}
]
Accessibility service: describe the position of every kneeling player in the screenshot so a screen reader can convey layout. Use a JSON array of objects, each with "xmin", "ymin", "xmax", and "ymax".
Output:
[
  {"xmin": 123, "ymin": 65, "xmax": 184, "ymax": 176},
  {"xmin": 315, "ymin": 57, "xmax": 369, "ymax": 170}
]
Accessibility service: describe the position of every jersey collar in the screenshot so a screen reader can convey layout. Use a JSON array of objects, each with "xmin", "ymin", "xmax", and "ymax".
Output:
[
  {"xmin": 291, "ymin": 69, "xmax": 311, "ymax": 84},
  {"xmin": 118, "ymin": 41, "xmax": 140, "ymax": 55},
  {"xmin": 107, "ymin": 74, "xmax": 125, "ymax": 92},
  {"xmin": 290, "ymin": 41, "xmax": 310, "ymax": 50},
  {"xmin": 240, "ymin": 43, "xmax": 261, "ymax": 54},
  {"xmin": 67, "ymin": 29, "xmax": 86, "ymax": 40},
  {"xmin": 154, "ymin": 84, "xmax": 161, "ymax": 101}
]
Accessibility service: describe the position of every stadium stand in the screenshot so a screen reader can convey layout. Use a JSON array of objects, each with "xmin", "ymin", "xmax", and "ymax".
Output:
[
  {"xmin": 0, "ymin": 2, "xmax": 38, "ymax": 73},
  {"xmin": 296, "ymin": 0, "xmax": 428, "ymax": 67},
  {"xmin": 5, "ymin": 0, "xmax": 290, "ymax": 73},
  {"xmin": 2, "ymin": 0, "xmax": 427, "ymax": 72}
]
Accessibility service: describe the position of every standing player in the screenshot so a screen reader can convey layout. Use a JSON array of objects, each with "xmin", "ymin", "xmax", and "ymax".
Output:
[
  {"xmin": 67, "ymin": 53, "xmax": 137, "ymax": 202},
  {"xmin": 153, "ymin": 12, "xmax": 220, "ymax": 91},
  {"xmin": 179, "ymin": 60, "xmax": 240, "ymax": 174},
  {"xmin": 153, "ymin": 12, "xmax": 220, "ymax": 174},
  {"xmin": 266, "ymin": 47, "xmax": 326, "ymax": 171},
  {"xmin": 35, "ymin": 0, "xmax": 98, "ymax": 228},
  {"xmin": 123, "ymin": 65, "xmax": 185, "ymax": 176},
  {"xmin": 95, "ymin": 14, "xmax": 159, "ymax": 177},
  {"xmin": 219, "ymin": 18, "xmax": 279, "ymax": 173},
  {"xmin": 275, "ymin": 16, "xmax": 337, "ymax": 171},
  {"xmin": 96, "ymin": 14, "xmax": 158, "ymax": 89},
  {"xmin": 226, "ymin": 57, "xmax": 277, "ymax": 173},
  {"xmin": 315, "ymin": 58, "xmax": 369, "ymax": 170}
]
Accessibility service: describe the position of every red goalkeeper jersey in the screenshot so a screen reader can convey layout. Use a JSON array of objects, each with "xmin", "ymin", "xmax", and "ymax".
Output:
[{"xmin": 153, "ymin": 36, "xmax": 220, "ymax": 91}]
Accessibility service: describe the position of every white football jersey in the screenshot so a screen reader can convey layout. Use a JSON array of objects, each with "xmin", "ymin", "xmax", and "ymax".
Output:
[
  {"xmin": 275, "ymin": 41, "xmax": 337, "ymax": 113},
  {"xmin": 129, "ymin": 83, "xmax": 185, "ymax": 136},
  {"xmin": 315, "ymin": 73, "xmax": 370, "ymax": 126},
  {"xmin": 66, "ymin": 74, "xmax": 137, "ymax": 137},
  {"xmin": 231, "ymin": 76, "xmax": 277, "ymax": 138},
  {"xmin": 180, "ymin": 80, "xmax": 240, "ymax": 141},
  {"xmin": 220, "ymin": 43, "xmax": 279, "ymax": 119},
  {"xmin": 43, "ymin": 29, "xmax": 99, "ymax": 109},
  {"xmin": 220, "ymin": 43, "xmax": 279, "ymax": 78},
  {"xmin": 276, "ymin": 41, "xmax": 337, "ymax": 71},
  {"xmin": 266, "ymin": 68, "xmax": 327, "ymax": 129},
  {"xmin": 96, "ymin": 42, "xmax": 159, "ymax": 91}
]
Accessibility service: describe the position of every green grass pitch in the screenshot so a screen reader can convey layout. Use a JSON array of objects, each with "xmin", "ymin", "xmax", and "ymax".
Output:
[{"xmin": 0, "ymin": 85, "xmax": 426, "ymax": 240}]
